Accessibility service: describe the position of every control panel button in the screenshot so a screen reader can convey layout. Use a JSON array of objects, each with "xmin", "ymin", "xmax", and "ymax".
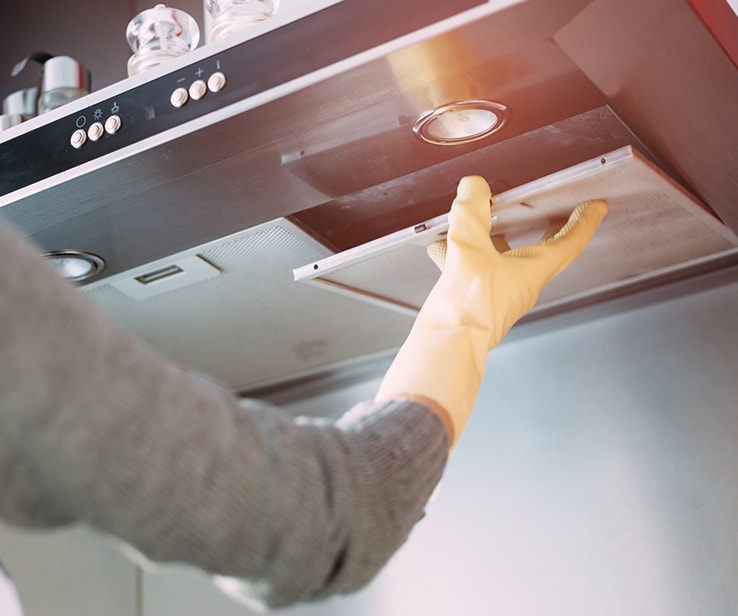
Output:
[
  {"xmin": 70, "ymin": 129, "xmax": 87, "ymax": 149},
  {"xmin": 170, "ymin": 87, "xmax": 189, "ymax": 108},
  {"xmin": 207, "ymin": 71, "xmax": 227, "ymax": 93},
  {"xmin": 105, "ymin": 114, "xmax": 122, "ymax": 134},
  {"xmin": 88, "ymin": 122, "xmax": 105, "ymax": 141},
  {"xmin": 189, "ymin": 79, "xmax": 207, "ymax": 100}
]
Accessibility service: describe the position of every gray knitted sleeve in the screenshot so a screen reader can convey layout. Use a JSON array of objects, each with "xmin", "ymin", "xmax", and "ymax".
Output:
[{"xmin": 0, "ymin": 221, "xmax": 449, "ymax": 609}]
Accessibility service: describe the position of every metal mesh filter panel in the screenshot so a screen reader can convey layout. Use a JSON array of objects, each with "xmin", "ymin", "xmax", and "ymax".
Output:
[
  {"xmin": 82, "ymin": 219, "xmax": 415, "ymax": 391},
  {"xmin": 296, "ymin": 147, "xmax": 738, "ymax": 314}
]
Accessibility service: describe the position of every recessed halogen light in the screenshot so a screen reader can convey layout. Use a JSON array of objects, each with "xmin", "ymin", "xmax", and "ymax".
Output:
[
  {"xmin": 413, "ymin": 100, "xmax": 509, "ymax": 145},
  {"xmin": 42, "ymin": 250, "xmax": 106, "ymax": 282}
]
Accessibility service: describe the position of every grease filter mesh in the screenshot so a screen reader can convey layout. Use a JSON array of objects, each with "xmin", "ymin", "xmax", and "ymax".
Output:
[{"xmin": 297, "ymin": 147, "xmax": 738, "ymax": 313}]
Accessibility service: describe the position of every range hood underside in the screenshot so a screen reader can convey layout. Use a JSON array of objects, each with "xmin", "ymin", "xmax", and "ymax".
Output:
[{"xmin": 81, "ymin": 146, "xmax": 738, "ymax": 394}]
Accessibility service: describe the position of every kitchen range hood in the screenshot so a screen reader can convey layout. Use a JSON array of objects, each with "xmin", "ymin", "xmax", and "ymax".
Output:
[{"xmin": 1, "ymin": 0, "xmax": 737, "ymax": 395}]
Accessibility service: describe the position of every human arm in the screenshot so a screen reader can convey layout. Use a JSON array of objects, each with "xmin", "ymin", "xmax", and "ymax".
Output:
[
  {"xmin": 0, "ymin": 220, "xmax": 448, "ymax": 609},
  {"xmin": 376, "ymin": 176, "xmax": 608, "ymax": 447},
  {"xmin": 0, "ymin": 174, "xmax": 605, "ymax": 608}
]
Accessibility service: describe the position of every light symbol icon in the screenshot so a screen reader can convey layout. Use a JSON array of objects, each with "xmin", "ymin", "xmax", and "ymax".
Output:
[{"xmin": 93, "ymin": 108, "xmax": 103, "ymax": 120}]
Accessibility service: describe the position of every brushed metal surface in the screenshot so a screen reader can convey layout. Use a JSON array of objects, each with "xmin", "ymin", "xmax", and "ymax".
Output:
[
  {"xmin": 0, "ymin": 0, "xmax": 599, "ymax": 279},
  {"xmin": 555, "ymin": 0, "xmax": 738, "ymax": 232}
]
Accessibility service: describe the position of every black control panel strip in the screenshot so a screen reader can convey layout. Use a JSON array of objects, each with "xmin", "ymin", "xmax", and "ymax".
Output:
[{"xmin": 0, "ymin": 0, "xmax": 483, "ymax": 198}]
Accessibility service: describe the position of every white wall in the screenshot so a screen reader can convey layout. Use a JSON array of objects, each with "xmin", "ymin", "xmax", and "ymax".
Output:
[{"xmin": 1, "ymin": 274, "xmax": 737, "ymax": 615}]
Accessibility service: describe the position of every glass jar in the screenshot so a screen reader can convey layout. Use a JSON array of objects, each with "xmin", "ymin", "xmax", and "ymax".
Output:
[
  {"xmin": 127, "ymin": 4, "xmax": 200, "ymax": 76},
  {"xmin": 3, "ymin": 87, "xmax": 38, "ymax": 119},
  {"xmin": 205, "ymin": 0, "xmax": 280, "ymax": 42}
]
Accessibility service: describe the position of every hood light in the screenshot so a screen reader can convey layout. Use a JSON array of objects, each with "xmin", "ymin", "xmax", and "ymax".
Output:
[
  {"xmin": 413, "ymin": 100, "xmax": 509, "ymax": 145},
  {"xmin": 42, "ymin": 250, "xmax": 106, "ymax": 282}
]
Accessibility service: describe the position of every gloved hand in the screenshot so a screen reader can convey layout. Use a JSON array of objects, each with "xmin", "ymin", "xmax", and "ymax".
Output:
[{"xmin": 375, "ymin": 175, "xmax": 608, "ymax": 448}]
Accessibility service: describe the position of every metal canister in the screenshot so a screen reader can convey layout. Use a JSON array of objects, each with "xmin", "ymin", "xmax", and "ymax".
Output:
[{"xmin": 11, "ymin": 52, "xmax": 91, "ymax": 115}]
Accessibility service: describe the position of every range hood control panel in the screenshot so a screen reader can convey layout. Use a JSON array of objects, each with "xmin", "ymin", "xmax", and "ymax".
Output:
[
  {"xmin": 0, "ymin": 51, "xmax": 245, "ymax": 197},
  {"xmin": 0, "ymin": 0, "xmax": 483, "ymax": 202},
  {"xmin": 65, "ymin": 69, "xmax": 228, "ymax": 151}
]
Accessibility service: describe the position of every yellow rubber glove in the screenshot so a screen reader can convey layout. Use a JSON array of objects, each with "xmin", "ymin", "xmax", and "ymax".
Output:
[{"xmin": 375, "ymin": 176, "xmax": 608, "ymax": 448}]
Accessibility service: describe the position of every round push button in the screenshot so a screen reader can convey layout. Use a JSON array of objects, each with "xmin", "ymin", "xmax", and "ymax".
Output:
[
  {"xmin": 88, "ymin": 122, "xmax": 105, "ymax": 141},
  {"xmin": 207, "ymin": 71, "xmax": 227, "ymax": 93},
  {"xmin": 105, "ymin": 115, "xmax": 122, "ymax": 134},
  {"xmin": 70, "ymin": 129, "xmax": 87, "ymax": 149},
  {"xmin": 170, "ymin": 87, "xmax": 189, "ymax": 108},
  {"xmin": 189, "ymin": 79, "xmax": 207, "ymax": 100}
]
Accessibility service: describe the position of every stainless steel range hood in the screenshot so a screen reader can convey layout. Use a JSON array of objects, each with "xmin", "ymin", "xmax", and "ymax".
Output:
[{"xmin": 1, "ymin": 0, "xmax": 737, "ymax": 394}]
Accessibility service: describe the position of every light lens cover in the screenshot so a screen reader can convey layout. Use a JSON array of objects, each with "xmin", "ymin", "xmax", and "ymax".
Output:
[
  {"xmin": 43, "ymin": 251, "xmax": 106, "ymax": 282},
  {"xmin": 413, "ymin": 100, "xmax": 509, "ymax": 145}
]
